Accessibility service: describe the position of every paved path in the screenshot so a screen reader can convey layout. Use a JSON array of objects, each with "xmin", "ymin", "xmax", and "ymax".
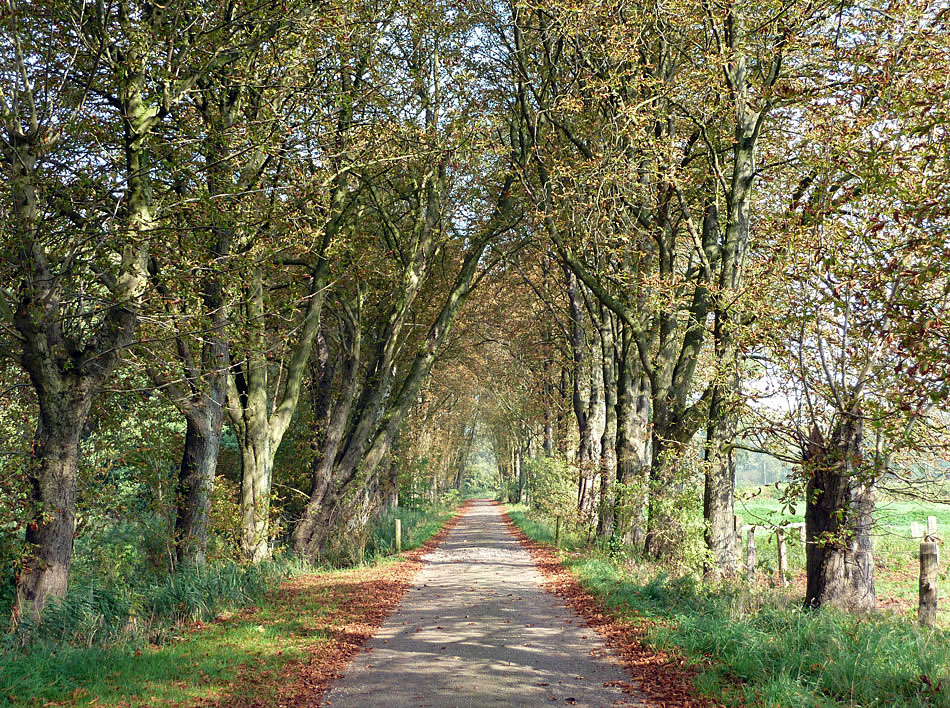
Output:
[{"xmin": 324, "ymin": 500, "xmax": 643, "ymax": 708}]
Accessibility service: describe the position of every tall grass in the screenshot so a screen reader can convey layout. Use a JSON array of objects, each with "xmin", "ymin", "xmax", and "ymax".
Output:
[
  {"xmin": 506, "ymin": 503, "xmax": 587, "ymax": 550},
  {"xmin": 0, "ymin": 502, "xmax": 463, "ymax": 706},
  {"xmin": 365, "ymin": 504, "xmax": 456, "ymax": 558},
  {"xmin": 509, "ymin": 505, "xmax": 950, "ymax": 708},
  {"xmin": 6, "ymin": 557, "xmax": 304, "ymax": 651},
  {"xmin": 6, "ymin": 500, "xmax": 458, "ymax": 652}
]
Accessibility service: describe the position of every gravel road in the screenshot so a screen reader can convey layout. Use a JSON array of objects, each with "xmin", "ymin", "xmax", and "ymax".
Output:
[{"xmin": 323, "ymin": 499, "xmax": 644, "ymax": 708}]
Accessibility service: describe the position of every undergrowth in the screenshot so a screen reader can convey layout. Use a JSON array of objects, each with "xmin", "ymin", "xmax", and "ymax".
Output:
[
  {"xmin": 6, "ymin": 557, "xmax": 304, "ymax": 650},
  {"xmin": 508, "ymin": 505, "xmax": 950, "ymax": 708},
  {"xmin": 505, "ymin": 503, "xmax": 587, "ymax": 550},
  {"xmin": 366, "ymin": 503, "xmax": 456, "ymax": 559}
]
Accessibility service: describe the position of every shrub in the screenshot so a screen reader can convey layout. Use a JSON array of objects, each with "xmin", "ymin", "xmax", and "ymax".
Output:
[{"xmin": 523, "ymin": 456, "xmax": 576, "ymax": 518}]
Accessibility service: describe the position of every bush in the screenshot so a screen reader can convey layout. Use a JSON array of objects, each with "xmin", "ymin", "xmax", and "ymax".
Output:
[
  {"xmin": 440, "ymin": 488, "xmax": 461, "ymax": 507},
  {"xmin": 523, "ymin": 456, "xmax": 576, "ymax": 517}
]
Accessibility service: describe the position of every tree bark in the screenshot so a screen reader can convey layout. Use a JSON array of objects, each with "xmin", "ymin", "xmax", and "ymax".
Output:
[
  {"xmin": 804, "ymin": 416, "xmax": 867, "ymax": 609},
  {"xmin": 516, "ymin": 447, "xmax": 526, "ymax": 503},
  {"xmin": 643, "ymin": 433, "xmax": 679, "ymax": 559},
  {"xmin": 563, "ymin": 265, "xmax": 596, "ymax": 513},
  {"xmin": 175, "ymin": 407, "xmax": 224, "ymax": 568},
  {"xmin": 613, "ymin": 329, "xmax": 651, "ymax": 550},
  {"xmin": 228, "ymin": 261, "xmax": 329, "ymax": 562},
  {"xmin": 239, "ymin": 425, "xmax": 274, "ymax": 563},
  {"xmin": 597, "ymin": 305, "xmax": 618, "ymax": 539},
  {"xmin": 703, "ymin": 385, "xmax": 739, "ymax": 577},
  {"xmin": 15, "ymin": 406, "xmax": 86, "ymax": 620},
  {"xmin": 846, "ymin": 481, "xmax": 877, "ymax": 612}
]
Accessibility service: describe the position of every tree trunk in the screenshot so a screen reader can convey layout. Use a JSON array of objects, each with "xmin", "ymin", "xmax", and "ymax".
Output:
[
  {"xmin": 700, "ymin": 34, "xmax": 762, "ymax": 577},
  {"xmin": 292, "ymin": 303, "xmax": 363, "ymax": 559},
  {"xmin": 597, "ymin": 306, "xmax": 618, "ymax": 539},
  {"xmin": 644, "ymin": 435, "xmax": 679, "ymax": 559},
  {"xmin": 563, "ymin": 265, "xmax": 594, "ymax": 512},
  {"xmin": 15, "ymin": 409, "xmax": 86, "ymax": 620},
  {"xmin": 175, "ymin": 406, "xmax": 223, "ymax": 569},
  {"xmin": 846, "ymin": 481, "xmax": 876, "ymax": 612},
  {"xmin": 516, "ymin": 448, "xmax": 525, "ymax": 503},
  {"xmin": 239, "ymin": 432, "xmax": 274, "ymax": 563},
  {"xmin": 228, "ymin": 260, "xmax": 329, "ymax": 562},
  {"xmin": 614, "ymin": 330, "xmax": 651, "ymax": 550},
  {"xmin": 9, "ymin": 108, "xmax": 146, "ymax": 619},
  {"xmin": 703, "ymin": 386, "xmax": 739, "ymax": 577},
  {"xmin": 544, "ymin": 399, "xmax": 554, "ymax": 456},
  {"xmin": 293, "ymin": 167, "xmax": 514, "ymax": 558},
  {"xmin": 387, "ymin": 452, "xmax": 400, "ymax": 510},
  {"xmin": 804, "ymin": 416, "xmax": 865, "ymax": 609}
]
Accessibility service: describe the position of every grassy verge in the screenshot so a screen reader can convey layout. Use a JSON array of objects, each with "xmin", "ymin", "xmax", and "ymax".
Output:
[
  {"xmin": 497, "ymin": 505, "xmax": 587, "ymax": 550},
  {"xmin": 1, "ymin": 503, "xmax": 460, "ymax": 707},
  {"xmin": 507, "ymin": 504, "xmax": 950, "ymax": 708},
  {"xmin": 5, "ymin": 558, "xmax": 303, "ymax": 650},
  {"xmin": 2, "ymin": 574, "xmax": 333, "ymax": 707},
  {"xmin": 366, "ymin": 503, "xmax": 457, "ymax": 558}
]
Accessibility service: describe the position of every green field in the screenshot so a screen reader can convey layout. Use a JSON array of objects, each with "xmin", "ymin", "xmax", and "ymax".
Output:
[{"xmin": 735, "ymin": 486, "xmax": 950, "ymax": 619}]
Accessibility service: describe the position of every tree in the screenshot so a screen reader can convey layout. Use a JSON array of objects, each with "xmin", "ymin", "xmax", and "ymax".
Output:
[
  {"xmin": 0, "ymin": 0, "xmax": 255, "ymax": 617},
  {"xmin": 747, "ymin": 0, "xmax": 950, "ymax": 610},
  {"xmin": 291, "ymin": 0, "xmax": 520, "ymax": 558},
  {"xmin": 503, "ymin": 0, "xmax": 862, "ymax": 574}
]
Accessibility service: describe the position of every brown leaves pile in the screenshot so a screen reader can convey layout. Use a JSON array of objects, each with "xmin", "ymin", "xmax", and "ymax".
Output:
[{"xmin": 497, "ymin": 504, "xmax": 729, "ymax": 708}]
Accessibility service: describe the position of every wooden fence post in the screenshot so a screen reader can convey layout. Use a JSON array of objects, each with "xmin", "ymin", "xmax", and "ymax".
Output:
[
  {"xmin": 776, "ymin": 528, "xmax": 788, "ymax": 587},
  {"xmin": 746, "ymin": 527, "xmax": 756, "ymax": 580},
  {"xmin": 919, "ymin": 541, "xmax": 939, "ymax": 628},
  {"xmin": 395, "ymin": 518, "xmax": 402, "ymax": 553},
  {"xmin": 555, "ymin": 515, "xmax": 562, "ymax": 548}
]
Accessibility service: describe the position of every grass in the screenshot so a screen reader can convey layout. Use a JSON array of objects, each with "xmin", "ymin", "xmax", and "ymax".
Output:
[
  {"xmin": 1, "ymin": 573, "xmax": 336, "ymax": 707},
  {"xmin": 502, "ymin": 504, "xmax": 588, "ymax": 550},
  {"xmin": 366, "ymin": 503, "xmax": 457, "ymax": 558},
  {"xmin": 0, "ymin": 502, "xmax": 459, "ymax": 707},
  {"xmin": 507, "ymin": 504, "xmax": 950, "ymax": 708},
  {"xmin": 6, "ymin": 558, "xmax": 302, "ymax": 650}
]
